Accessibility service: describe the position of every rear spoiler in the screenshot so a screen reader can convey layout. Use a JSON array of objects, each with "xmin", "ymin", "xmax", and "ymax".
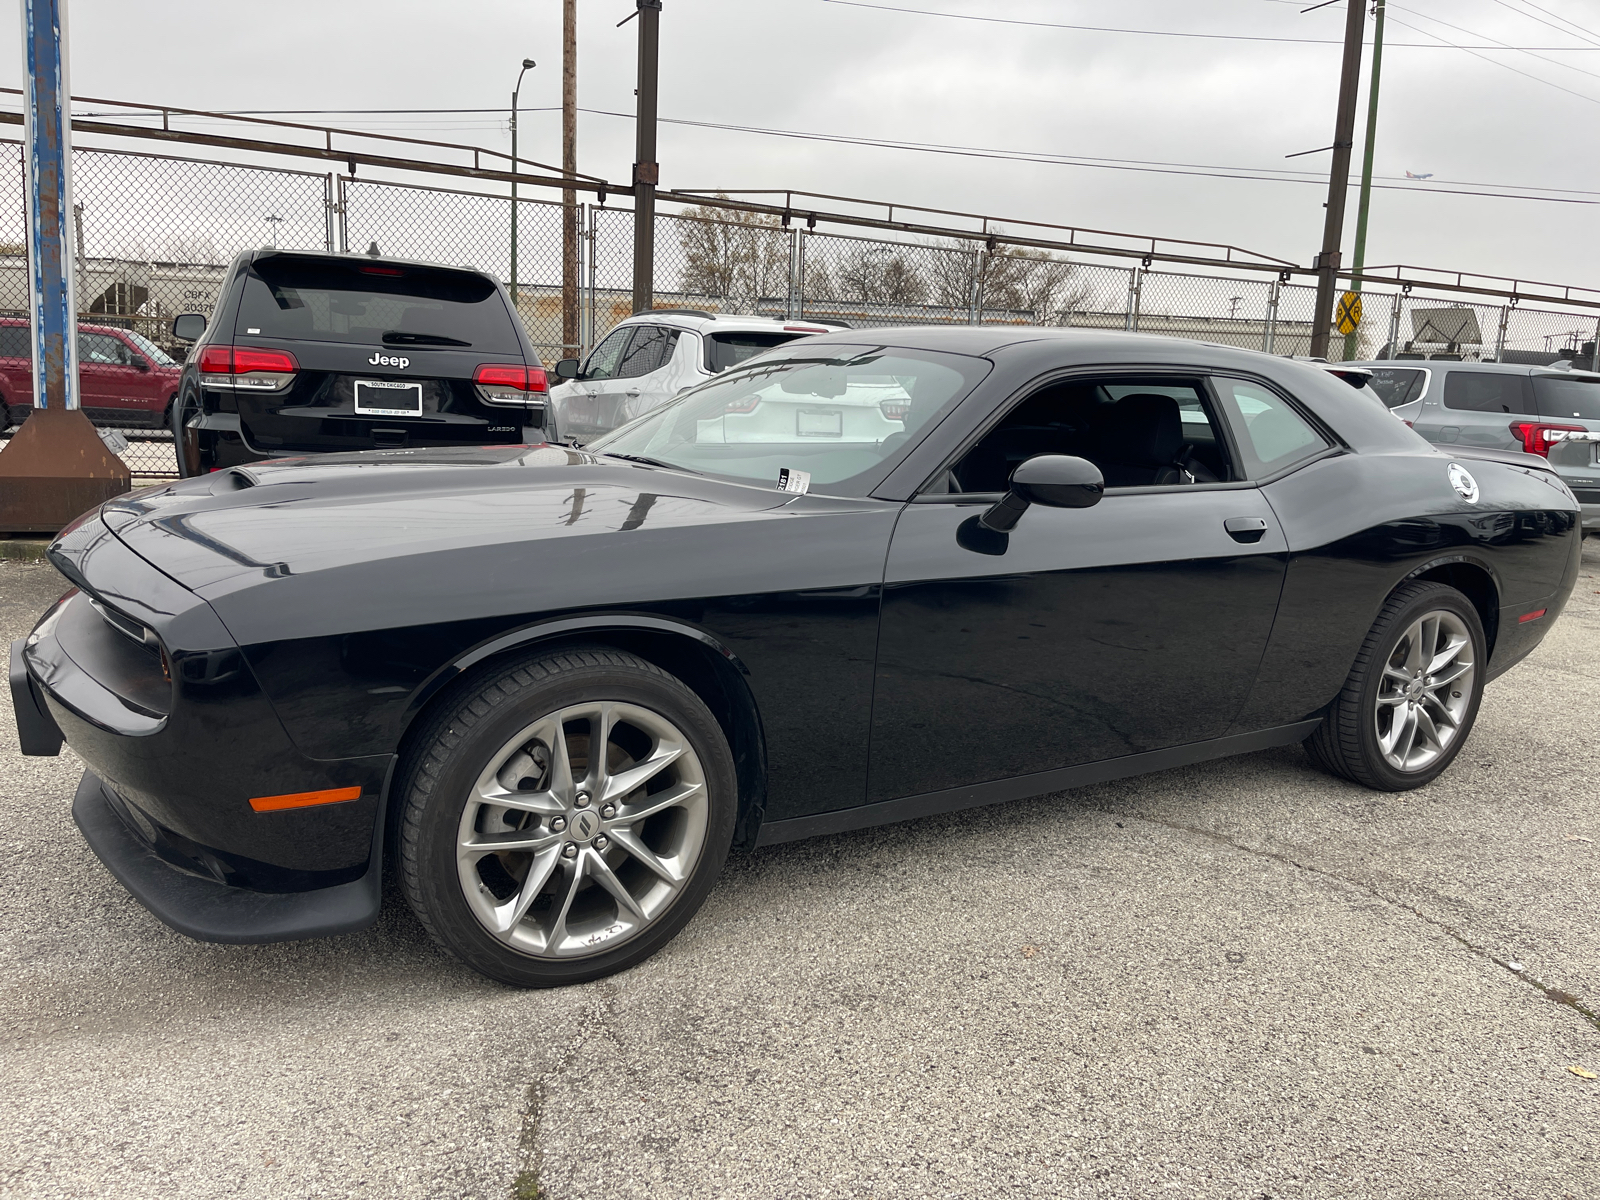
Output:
[{"xmin": 1437, "ymin": 443, "xmax": 1556, "ymax": 473}]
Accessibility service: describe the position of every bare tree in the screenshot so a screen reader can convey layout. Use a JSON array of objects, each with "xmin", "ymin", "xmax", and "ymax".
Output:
[
  {"xmin": 676, "ymin": 196, "xmax": 788, "ymax": 308},
  {"xmin": 834, "ymin": 244, "xmax": 928, "ymax": 305},
  {"xmin": 977, "ymin": 238, "xmax": 1092, "ymax": 323}
]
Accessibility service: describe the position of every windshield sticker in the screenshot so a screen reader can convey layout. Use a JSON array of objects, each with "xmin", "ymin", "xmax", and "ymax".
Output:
[{"xmin": 777, "ymin": 468, "xmax": 811, "ymax": 495}]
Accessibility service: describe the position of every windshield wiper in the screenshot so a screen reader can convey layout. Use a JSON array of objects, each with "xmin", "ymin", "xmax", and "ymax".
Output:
[
  {"xmin": 602, "ymin": 453, "xmax": 697, "ymax": 473},
  {"xmin": 381, "ymin": 331, "xmax": 472, "ymax": 347}
]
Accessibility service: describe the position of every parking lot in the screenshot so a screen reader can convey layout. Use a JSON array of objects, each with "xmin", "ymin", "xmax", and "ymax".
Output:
[{"xmin": 1, "ymin": 543, "xmax": 1596, "ymax": 1200}]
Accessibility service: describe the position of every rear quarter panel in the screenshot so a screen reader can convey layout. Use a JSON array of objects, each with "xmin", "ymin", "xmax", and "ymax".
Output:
[{"xmin": 1233, "ymin": 448, "xmax": 1579, "ymax": 732}]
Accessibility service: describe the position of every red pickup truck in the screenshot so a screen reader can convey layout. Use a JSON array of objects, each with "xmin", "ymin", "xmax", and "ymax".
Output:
[{"xmin": 0, "ymin": 317, "xmax": 183, "ymax": 430}]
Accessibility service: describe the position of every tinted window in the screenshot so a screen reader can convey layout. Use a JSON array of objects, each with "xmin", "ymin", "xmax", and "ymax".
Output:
[
  {"xmin": 237, "ymin": 257, "xmax": 521, "ymax": 351},
  {"xmin": 0, "ymin": 324, "xmax": 27, "ymax": 358},
  {"xmin": 590, "ymin": 344, "xmax": 987, "ymax": 493},
  {"xmin": 616, "ymin": 326, "xmax": 679, "ymax": 379},
  {"xmin": 1367, "ymin": 368, "xmax": 1425, "ymax": 408},
  {"xmin": 124, "ymin": 329, "xmax": 178, "ymax": 367},
  {"xmin": 1442, "ymin": 371, "xmax": 1528, "ymax": 414},
  {"xmin": 1215, "ymin": 379, "xmax": 1329, "ymax": 477},
  {"xmin": 707, "ymin": 331, "xmax": 802, "ymax": 373},
  {"xmin": 583, "ymin": 327, "xmax": 634, "ymax": 381},
  {"xmin": 79, "ymin": 332, "xmax": 130, "ymax": 366},
  {"xmin": 1532, "ymin": 376, "xmax": 1600, "ymax": 421}
]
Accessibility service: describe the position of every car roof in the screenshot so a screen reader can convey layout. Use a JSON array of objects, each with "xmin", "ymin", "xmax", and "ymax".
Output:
[
  {"xmin": 613, "ymin": 310, "xmax": 850, "ymax": 336},
  {"xmin": 0, "ymin": 316, "xmax": 141, "ymax": 338},
  {"xmin": 1349, "ymin": 359, "xmax": 1600, "ymax": 382}
]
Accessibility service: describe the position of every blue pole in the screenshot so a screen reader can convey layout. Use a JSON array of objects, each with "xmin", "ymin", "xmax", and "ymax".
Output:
[{"xmin": 20, "ymin": 0, "xmax": 79, "ymax": 412}]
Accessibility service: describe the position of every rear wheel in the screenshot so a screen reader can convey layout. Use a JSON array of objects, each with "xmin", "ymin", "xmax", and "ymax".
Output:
[
  {"xmin": 1305, "ymin": 581, "xmax": 1485, "ymax": 790},
  {"xmin": 171, "ymin": 387, "xmax": 202, "ymax": 477},
  {"xmin": 398, "ymin": 647, "xmax": 737, "ymax": 987}
]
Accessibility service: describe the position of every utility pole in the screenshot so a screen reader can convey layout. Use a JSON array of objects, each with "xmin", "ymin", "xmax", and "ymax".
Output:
[
  {"xmin": 561, "ymin": 0, "xmax": 579, "ymax": 354},
  {"xmin": 1, "ymin": 0, "xmax": 128, "ymax": 532},
  {"xmin": 631, "ymin": 0, "xmax": 661, "ymax": 314},
  {"xmin": 1343, "ymin": 0, "xmax": 1385, "ymax": 362},
  {"xmin": 1309, "ymin": 0, "xmax": 1367, "ymax": 360}
]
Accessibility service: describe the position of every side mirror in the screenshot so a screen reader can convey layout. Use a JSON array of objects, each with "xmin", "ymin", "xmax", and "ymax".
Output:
[
  {"xmin": 553, "ymin": 358, "xmax": 581, "ymax": 380},
  {"xmin": 172, "ymin": 313, "xmax": 207, "ymax": 341},
  {"xmin": 980, "ymin": 454, "xmax": 1103, "ymax": 533}
]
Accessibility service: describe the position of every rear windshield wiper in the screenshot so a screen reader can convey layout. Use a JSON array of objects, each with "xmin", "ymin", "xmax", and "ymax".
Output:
[{"xmin": 381, "ymin": 331, "xmax": 472, "ymax": 347}]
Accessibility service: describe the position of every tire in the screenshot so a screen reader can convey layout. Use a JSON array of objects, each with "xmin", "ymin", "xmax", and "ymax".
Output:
[
  {"xmin": 172, "ymin": 387, "xmax": 201, "ymax": 477},
  {"xmin": 1305, "ymin": 581, "xmax": 1486, "ymax": 791},
  {"xmin": 397, "ymin": 646, "xmax": 737, "ymax": 987}
]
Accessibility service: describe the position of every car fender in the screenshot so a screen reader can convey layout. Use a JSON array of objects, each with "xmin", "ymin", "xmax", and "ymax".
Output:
[{"xmin": 393, "ymin": 610, "xmax": 769, "ymax": 844}]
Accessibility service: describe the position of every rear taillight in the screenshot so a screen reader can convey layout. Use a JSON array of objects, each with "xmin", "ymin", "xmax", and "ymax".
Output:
[
  {"xmin": 474, "ymin": 363, "xmax": 549, "ymax": 407},
  {"xmin": 198, "ymin": 345, "xmax": 298, "ymax": 391},
  {"xmin": 1510, "ymin": 421, "xmax": 1585, "ymax": 457},
  {"xmin": 880, "ymin": 399, "xmax": 912, "ymax": 421}
]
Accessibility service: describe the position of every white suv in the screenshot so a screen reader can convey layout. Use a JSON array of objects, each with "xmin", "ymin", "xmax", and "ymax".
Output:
[{"xmin": 547, "ymin": 310, "xmax": 848, "ymax": 444}]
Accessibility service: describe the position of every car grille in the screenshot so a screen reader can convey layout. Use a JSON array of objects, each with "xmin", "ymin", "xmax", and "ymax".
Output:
[{"xmin": 1573, "ymin": 488, "xmax": 1600, "ymax": 504}]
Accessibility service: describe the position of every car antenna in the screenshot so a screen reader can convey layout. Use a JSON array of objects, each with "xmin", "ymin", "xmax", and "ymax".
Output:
[{"xmin": 366, "ymin": 242, "xmax": 382, "ymax": 257}]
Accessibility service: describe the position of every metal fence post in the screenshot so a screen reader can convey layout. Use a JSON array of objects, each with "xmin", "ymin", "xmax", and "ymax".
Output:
[
  {"xmin": 1494, "ymin": 305, "xmax": 1510, "ymax": 362},
  {"xmin": 786, "ymin": 226, "xmax": 800, "ymax": 321},
  {"xmin": 584, "ymin": 203, "xmax": 598, "ymax": 354},
  {"xmin": 1264, "ymin": 279, "xmax": 1280, "ymax": 353},
  {"xmin": 323, "ymin": 173, "xmax": 336, "ymax": 251},
  {"xmin": 967, "ymin": 247, "xmax": 982, "ymax": 325},
  {"xmin": 1124, "ymin": 266, "xmax": 1143, "ymax": 332},
  {"xmin": 335, "ymin": 176, "xmax": 349, "ymax": 253},
  {"xmin": 796, "ymin": 229, "xmax": 809, "ymax": 320},
  {"xmin": 1387, "ymin": 290, "xmax": 1403, "ymax": 359}
]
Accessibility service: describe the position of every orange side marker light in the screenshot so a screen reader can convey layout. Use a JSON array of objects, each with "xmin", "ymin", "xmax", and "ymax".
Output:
[{"xmin": 249, "ymin": 786, "xmax": 362, "ymax": 813}]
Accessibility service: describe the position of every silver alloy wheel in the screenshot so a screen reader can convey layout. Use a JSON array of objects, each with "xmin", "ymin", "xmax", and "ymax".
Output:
[
  {"xmin": 1373, "ymin": 608, "xmax": 1476, "ymax": 773},
  {"xmin": 455, "ymin": 700, "xmax": 709, "ymax": 958}
]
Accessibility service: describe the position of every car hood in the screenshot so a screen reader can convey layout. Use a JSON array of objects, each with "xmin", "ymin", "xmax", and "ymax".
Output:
[{"xmin": 99, "ymin": 444, "xmax": 800, "ymax": 598}]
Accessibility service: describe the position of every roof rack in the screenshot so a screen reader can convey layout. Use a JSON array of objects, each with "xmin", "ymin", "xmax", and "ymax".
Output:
[{"xmin": 649, "ymin": 308, "xmax": 717, "ymax": 319}]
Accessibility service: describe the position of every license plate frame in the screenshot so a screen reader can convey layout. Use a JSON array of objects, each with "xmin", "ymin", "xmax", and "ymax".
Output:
[
  {"xmin": 796, "ymin": 408, "xmax": 843, "ymax": 438},
  {"xmin": 354, "ymin": 379, "xmax": 424, "ymax": 417}
]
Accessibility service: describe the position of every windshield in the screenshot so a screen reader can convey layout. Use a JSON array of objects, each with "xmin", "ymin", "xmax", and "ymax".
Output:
[
  {"xmin": 588, "ymin": 343, "xmax": 988, "ymax": 494},
  {"xmin": 237, "ymin": 256, "xmax": 523, "ymax": 352},
  {"xmin": 1533, "ymin": 376, "xmax": 1600, "ymax": 421},
  {"xmin": 124, "ymin": 329, "xmax": 179, "ymax": 367}
]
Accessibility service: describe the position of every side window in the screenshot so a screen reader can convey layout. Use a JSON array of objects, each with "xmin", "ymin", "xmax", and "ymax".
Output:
[
  {"xmin": 583, "ymin": 327, "xmax": 635, "ymax": 381},
  {"xmin": 1367, "ymin": 368, "xmax": 1426, "ymax": 409},
  {"xmin": 1442, "ymin": 371, "xmax": 1529, "ymax": 414},
  {"xmin": 614, "ymin": 325, "xmax": 679, "ymax": 380},
  {"xmin": 947, "ymin": 376, "xmax": 1233, "ymax": 494},
  {"xmin": 1214, "ymin": 379, "xmax": 1329, "ymax": 478},
  {"xmin": 0, "ymin": 325, "xmax": 28, "ymax": 358},
  {"xmin": 78, "ymin": 332, "xmax": 124, "ymax": 365}
]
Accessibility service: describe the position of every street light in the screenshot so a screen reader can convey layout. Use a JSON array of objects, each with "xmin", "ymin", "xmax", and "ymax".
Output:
[
  {"xmin": 509, "ymin": 57, "xmax": 537, "ymax": 311},
  {"xmin": 263, "ymin": 214, "xmax": 284, "ymax": 248}
]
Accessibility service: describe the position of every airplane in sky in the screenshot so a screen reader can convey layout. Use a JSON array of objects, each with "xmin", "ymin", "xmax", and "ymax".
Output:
[{"xmin": 1405, "ymin": 170, "xmax": 1434, "ymax": 179}]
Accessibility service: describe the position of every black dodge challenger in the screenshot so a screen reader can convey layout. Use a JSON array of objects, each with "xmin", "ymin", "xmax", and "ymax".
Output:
[{"xmin": 10, "ymin": 327, "xmax": 1581, "ymax": 987}]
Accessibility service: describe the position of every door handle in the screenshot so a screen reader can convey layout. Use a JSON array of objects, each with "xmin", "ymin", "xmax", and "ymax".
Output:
[{"xmin": 1224, "ymin": 516, "xmax": 1269, "ymax": 544}]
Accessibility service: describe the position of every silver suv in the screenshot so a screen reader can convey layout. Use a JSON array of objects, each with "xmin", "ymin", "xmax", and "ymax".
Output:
[
  {"xmin": 546, "ymin": 310, "xmax": 848, "ymax": 444},
  {"xmin": 1355, "ymin": 359, "xmax": 1600, "ymax": 533}
]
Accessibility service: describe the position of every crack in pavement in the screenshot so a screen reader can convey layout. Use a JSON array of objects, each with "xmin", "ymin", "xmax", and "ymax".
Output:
[
  {"xmin": 1069, "ymin": 800, "xmax": 1600, "ymax": 1035},
  {"xmin": 512, "ymin": 980, "xmax": 621, "ymax": 1198}
]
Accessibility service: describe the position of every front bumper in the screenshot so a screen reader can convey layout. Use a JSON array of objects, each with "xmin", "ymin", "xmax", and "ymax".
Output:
[{"xmin": 73, "ymin": 771, "xmax": 380, "ymax": 944}]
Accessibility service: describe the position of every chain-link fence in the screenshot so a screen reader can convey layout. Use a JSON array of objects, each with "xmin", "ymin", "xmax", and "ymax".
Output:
[{"xmin": 7, "ymin": 136, "xmax": 1600, "ymax": 481}]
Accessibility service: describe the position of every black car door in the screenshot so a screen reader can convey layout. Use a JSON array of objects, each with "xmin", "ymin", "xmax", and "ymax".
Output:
[{"xmin": 866, "ymin": 372, "xmax": 1302, "ymax": 804}]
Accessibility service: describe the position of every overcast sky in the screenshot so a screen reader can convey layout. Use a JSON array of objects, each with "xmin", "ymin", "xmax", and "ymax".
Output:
[{"xmin": 5, "ymin": 0, "xmax": 1599, "ymax": 287}]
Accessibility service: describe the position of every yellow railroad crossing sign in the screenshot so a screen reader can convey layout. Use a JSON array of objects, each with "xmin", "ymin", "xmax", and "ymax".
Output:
[{"xmin": 1336, "ymin": 291, "xmax": 1363, "ymax": 336}]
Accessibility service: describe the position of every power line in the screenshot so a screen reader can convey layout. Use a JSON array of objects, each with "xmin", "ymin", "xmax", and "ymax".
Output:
[
  {"xmin": 87, "ymin": 105, "xmax": 1600, "ymax": 205},
  {"xmin": 1388, "ymin": 1, "xmax": 1600, "ymax": 83},
  {"xmin": 814, "ymin": 0, "xmax": 1598, "ymax": 48},
  {"xmin": 1385, "ymin": 10, "xmax": 1600, "ymax": 105},
  {"xmin": 1485, "ymin": 0, "xmax": 1600, "ymax": 48}
]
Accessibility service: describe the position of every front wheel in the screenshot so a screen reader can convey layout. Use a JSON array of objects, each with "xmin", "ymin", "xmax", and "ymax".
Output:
[
  {"xmin": 398, "ymin": 647, "xmax": 737, "ymax": 987},
  {"xmin": 1305, "ymin": 581, "xmax": 1486, "ymax": 790}
]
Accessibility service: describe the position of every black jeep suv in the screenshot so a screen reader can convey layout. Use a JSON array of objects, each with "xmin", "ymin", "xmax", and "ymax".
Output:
[{"xmin": 170, "ymin": 250, "xmax": 548, "ymax": 475}]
